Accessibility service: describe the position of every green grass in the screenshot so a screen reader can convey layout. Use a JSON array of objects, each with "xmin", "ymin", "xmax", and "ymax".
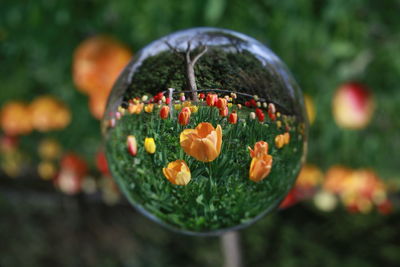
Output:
[{"xmin": 106, "ymin": 104, "xmax": 304, "ymax": 233}]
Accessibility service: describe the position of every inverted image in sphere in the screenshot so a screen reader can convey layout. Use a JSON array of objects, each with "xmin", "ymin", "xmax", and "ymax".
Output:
[{"xmin": 103, "ymin": 28, "xmax": 308, "ymax": 235}]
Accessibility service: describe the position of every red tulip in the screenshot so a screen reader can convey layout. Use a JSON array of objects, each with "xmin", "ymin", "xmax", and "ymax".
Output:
[
  {"xmin": 154, "ymin": 92, "xmax": 164, "ymax": 102},
  {"xmin": 228, "ymin": 112, "xmax": 238, "ymax": 124},
  {"xmin": 256, "ymin": 110, "xmax": 265, "ymax": 122},
  {"xmin": 159, "ymin": 105, "xmax": 170, "ymax": 119},
  {"xmin": 199, "ymin": 93, "xmax": 205, "ymax": 99},
  {"xmin": 178, "ymin": 107, "xmax": 191, "ymax": 125}
]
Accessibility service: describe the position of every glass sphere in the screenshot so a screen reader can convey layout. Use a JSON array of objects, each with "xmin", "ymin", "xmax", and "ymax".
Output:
[{"xmin": 103, "ymin": 28, "xmax": 308, "ymax": 235}]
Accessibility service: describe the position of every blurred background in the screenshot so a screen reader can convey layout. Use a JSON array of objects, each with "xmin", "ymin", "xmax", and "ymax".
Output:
[{"xmin": 1, "ymin": 0, "xmax": 400, "ymax": 266}]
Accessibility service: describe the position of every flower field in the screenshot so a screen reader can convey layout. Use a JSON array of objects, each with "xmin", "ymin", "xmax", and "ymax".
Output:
[{"xmin": 105, "ymin": 92, "xmax": 305, "ymax": 233}]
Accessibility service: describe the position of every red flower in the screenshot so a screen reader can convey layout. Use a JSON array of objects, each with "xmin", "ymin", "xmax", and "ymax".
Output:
[
  {"xmin": 154, "ymin": 92, "xmax": 164, "ymax": 102},
  {"xmin": 250, "ymin": 99, "xmax": 257, "ymax": 107},
  {"xmin": 55, "ymin": 153, "xmax": 87, "ymax": 195},
  {"xmin": 178, "ymin": 107, "xmax": 191, "ymax": 125},
  {"xmin": 159, "ymin": 105, "xmax": 170, "ymax": 119},
  {"xmin": 165, "ymin": 97, "xmax": 171, "ymax": 104},
  {"xmin": 199, "ymin": 93, "xmax": 205, "ymax": 99},
  {"xmin": 245, "ymin": 101, "xmax": 251, "ymax": 107},
  {"xmin": 96, "ymin": 150, "xmax": 110, "ymax": 176},
  {"xmin": 268, "ymin": 111, "xmax": 276, "ymax": 121},
  {"xmin": 257, "ymin": 110, "xmax": 265, "ymax": 122},
  {"xmin": 228, "ymin": 112, "xmax": 238, "ymax": 124}
]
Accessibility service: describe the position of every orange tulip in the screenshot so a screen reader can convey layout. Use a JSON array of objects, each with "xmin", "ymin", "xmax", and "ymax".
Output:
[
  {"xmin": 0, "ymin": 101, "xmax": 32, "ymax": 135},
  {"xmin": 160, "ymin": 105, "xmax": 170, "ymax": 119},
  {"xmin": 228, "ymin": 112, "xmax": 238, "ymax": 124},
  {"xmin": 249, "ymin": 154, "xmax": 273, "ymax": 182},
  {"xmin": 178, "ymin": 107, "xmax": 191, "ymax": 125},
  {"xmin": 163, "ymin": 160, "xmax": 191, "ymax": 185},
  {"xmin": 30, "ymin": 96, "xmax": 71, "ymax": 132},
  {"xmin": 248, "ymin": 141, "xmax": 269, "ymax": 158},
  {"xmin": 283, "ymin": 132, "xmax": 290, "ymax": 144},
  {"xmin": 180, "ymin": 122, "xmax": 222, "ymax": 162},
  {"xmin": 206, "ymin": 93, "xmax": 218, "ymax": 106},
  {"xmin": 128, "ymin": 103, "xmax": 144, "ymax": 114},
  {"xmin": 216, "ymin": 98, "xmax": 228, "ymax": 109},
  {"xmin": 219, "ymin": 106, "xmax": 228, "ymax": 117}
]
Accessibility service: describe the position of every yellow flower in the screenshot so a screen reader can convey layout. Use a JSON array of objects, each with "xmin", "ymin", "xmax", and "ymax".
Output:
[
  {"xmin": 144, "ymin": 104, "xmax": 154, "ymax": 113},
  {"xmin": 189, "ymin": 105, "xmax": 199, "ymax": 113},
  {"xmin": 249, "ymin": 154, "xmax": 273, "ymax": 182},
  {"xmin": 162, "ymin": 160, "xmax": 191, "ymax": 185},
  {"xmin": 180, "ymin": 122, "xmax": 222, "ymax": 162},
  {"xmin": 275, "ymin": 134, "xmax": 285, "ymax": 149},
  {"xmin": 183, "ymin": 101, "xmax": 192, "ymax": 107},
  {"xmin": 144, "ymin": 137, "xmax": 156, "ymax": 154},
  {"xmin": 174, "ymin": 104, "xmax": 182, "ymax": 110},
  {"xmin": 283, "ymin": 132, "xmax": 290, "ymax": 144}
]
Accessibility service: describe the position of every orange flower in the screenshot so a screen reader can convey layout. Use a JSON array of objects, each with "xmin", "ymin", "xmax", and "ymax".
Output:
[
  {"xmin": 206, "ymin": 93, "xmax": 218, "ymax": 106},
  {"xmin": 178, "ymin": 107, "xmax": 191, "ymax": 125},
  {"xmin": 228, "ymin": 112, "xmax": 238, "ymax": 124},
  {"xmin": 159, "ymin": 105, "xmax": 170, "ymax": 119},
  {"xmin": 0, "ymin": 101, "xmax": 32, "ymax": 135},
  {"xmin": 296, "ymin": 164, "xmax": 323, "ymax": 188},
  {"xmin": 128, "ymin": 103, "xmax": 144, "ymax": 114},
  {"xmin": 163, "ymin": 160, "xmax": 191, "ymax": 185},
  {"xmin": 249, "ymin": 154, "xmax": 273, "ymax": 182},
  {"xmin": 180, "ymin": 122, "xmax": 222, "ymax": 162},
  {"xmin": 219, "ymin": 106, "xmax": 228, "ymax": 117},
  {"xmin": 30, "ymin": 96, "xmax": 71, "ymax": 132},
  {"xmin": 216, "ymin": 98, "xmax": 228, "ymax": 109},
  {"xmin": 248, "ymin": 141, "xmax": 269, "ymax": 158},
  {"xmin": 283, "ymin": 132, "xmax": 290, "ymax": 144}
]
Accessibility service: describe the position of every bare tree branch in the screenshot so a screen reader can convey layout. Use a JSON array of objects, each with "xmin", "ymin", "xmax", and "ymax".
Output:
[
  {"xmin": 164, "ymin": 41, "xmax": 183, "ymax": 57},
  {"xmin": 192, "ymin": 45, "xmax": 208, "ymax": 65}
]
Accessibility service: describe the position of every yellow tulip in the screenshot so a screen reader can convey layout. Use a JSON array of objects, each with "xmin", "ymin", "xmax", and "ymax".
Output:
[
  {"xmin": 144, "ymin": 137, "xmax": 156, "ymax": 154},
  {"xmin": 174, "ymin": 104, "xmax": 182, "ymax": 110},
  {"xmin": 180, "ymin": 122, "xmax": 222, "ymax": 162},
  {"xmin": 189, "ymin": 105, "xmax": 199, "ymax": 113},
  {"xmin": 283, "ymin": 132, "xmax": 290, "ymax": 144},
  {"xmin": 144, "ymin": 104, "xmax": 154, "ymax": 113},
  {"xmin": 162, "ymin": 160, "xmax": 191, "ymax": 185},
  {"xmin": 249, "ymin": 154, "xmax": 273, "ymax": 182},
  {"xmin": 248, "ymin": 141, "xmax": 269, "ymax": 158},
  {"xmin": 275, "ymin": 134, "xmax": 285, "ymax": 149}
]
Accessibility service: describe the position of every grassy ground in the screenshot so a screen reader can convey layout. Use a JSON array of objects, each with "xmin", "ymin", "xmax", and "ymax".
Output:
[{"xmin": 106, "ymin": 103, "xmax": 304, "ymax": 233}]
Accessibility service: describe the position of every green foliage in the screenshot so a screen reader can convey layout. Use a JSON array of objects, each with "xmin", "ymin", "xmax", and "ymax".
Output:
[{"xmin": 106, "ymin": 105, "xmax": 303, "ymax": 232}]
